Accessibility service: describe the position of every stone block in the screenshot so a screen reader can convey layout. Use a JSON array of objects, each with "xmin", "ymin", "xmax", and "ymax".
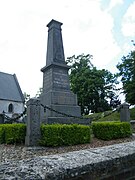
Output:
[
  {"xmin": 45, "ymin": 104, "xmax": 81, "ymax": 117},
  {"xmin": 41, "ymin": 90, "xmax": 77, "ymax": 106},
  {"xmin": 119, "ymin": 103, "xmax": 130, "ymax": 122},
  {"xmin": 25, "ymin": 98, "xmax": 41, "ymax": 146},
  {"xmin": 44, "ymin": 117, "xmax": 91, "ymax": 125}
]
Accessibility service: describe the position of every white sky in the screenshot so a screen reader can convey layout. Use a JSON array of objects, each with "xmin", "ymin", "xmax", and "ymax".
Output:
[{"xmin": 0, "ymin": 0, "xmax": 135, "ymax": 97}]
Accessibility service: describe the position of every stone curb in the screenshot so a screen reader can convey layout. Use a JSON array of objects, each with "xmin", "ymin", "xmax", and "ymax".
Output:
[{"xmin": 1, "ymin": 141, "xmax": 135, "ymax": 179}]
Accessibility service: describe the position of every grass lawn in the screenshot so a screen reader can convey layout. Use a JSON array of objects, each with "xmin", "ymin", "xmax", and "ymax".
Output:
[{"xmin": 84, "ymin": 107, "xmax": 135, "ymax": 122}]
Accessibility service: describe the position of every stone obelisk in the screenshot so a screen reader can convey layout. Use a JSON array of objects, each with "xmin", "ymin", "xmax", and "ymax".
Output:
[{"xmin": 41, "ymin": 19, "xmax": 81, "ymax": 122}]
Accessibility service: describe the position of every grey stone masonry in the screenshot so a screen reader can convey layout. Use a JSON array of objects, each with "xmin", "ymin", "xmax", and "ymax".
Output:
[
  {"xmin": 25, "ymin": 98, "xmax": 41, "ymax": 146},
  {"xmin": 45, "ymin": 20, "xmax": 66, "ymax": 66},
  {"xmin": 120, "ymin": 103, "xmax": 130, "ymax": 122},
  {"xmin": 45, "ymin": 117, "xmax": 91, "ymax": 125},
  {"xmin": 1, "ymin": 141, "xmax": 135, "ymax": 179},
  {"xmin": 41, "ymin": 19, "xmax": 81, "ymax": 119}
]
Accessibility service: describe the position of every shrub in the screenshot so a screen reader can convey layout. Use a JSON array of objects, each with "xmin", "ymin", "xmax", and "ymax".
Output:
[
  {"xmin": 40, "ymin": 124, "xmax": 91, "ymax": 147},
  {"xmin": 0, "ymin": 124, "xmax": 26, "ymax": 144},
  {"xmin": 92, "ymin": 121, "xmax": 132, "ymax": 140},
  {"xmin": 130, "ymin": 108, "xmax": 135, "ymax": 120},
  {"xmin": 0, "ymin": 126, "xmax": 5, "ymax": 144}
]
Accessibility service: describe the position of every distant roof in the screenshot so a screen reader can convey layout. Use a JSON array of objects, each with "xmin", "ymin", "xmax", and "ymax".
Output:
[{"xmin": 0, "ymin": 72, "xmax": 25, "ymax": 102}]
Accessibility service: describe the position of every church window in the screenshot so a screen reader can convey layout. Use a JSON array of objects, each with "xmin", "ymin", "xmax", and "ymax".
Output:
[{"xmin": 8, "ymin": 103, "xmax": 14, "ymax": 113}]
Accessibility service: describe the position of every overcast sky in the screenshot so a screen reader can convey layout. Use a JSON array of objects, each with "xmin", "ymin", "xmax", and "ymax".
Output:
[{"xmin": 0, "ymin": 0, "xmax": 135, "ymax": 97}]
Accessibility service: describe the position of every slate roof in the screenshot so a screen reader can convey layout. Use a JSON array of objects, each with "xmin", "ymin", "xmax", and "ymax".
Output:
[{"xmin": 0, "ymin": 72, "xmax": 25, "ymax": 102}]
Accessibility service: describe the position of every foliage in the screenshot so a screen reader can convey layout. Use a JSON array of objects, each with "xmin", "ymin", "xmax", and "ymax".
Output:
[
  {"xmin": 35, "ymin": 87, "xmax": 43, "ymax": 98},
  {"xmin": 23, "ymin": 92, "xmax": 30, "ymax": 105},
  {"xmin": 92, "ymin": 121, "xmax": 132, "ymax": 140},
  {"xmin": 0, "ymin": 124, "xmax": 26, "ymax": 144},
  {"xmin": 0, "ymin": 126, "xmax": 5, "ymax": 144},
  {"xmin": 116, "ymin": 45, "xmax": 135, "ymax": 105},
  {"xmin": 109, "ymin": 94, "xmax": 121, "ymax": 109},
  {"xmin": 67, "ymin": 54, "xmax": 119, "ymax": 114},
  {"xmin": 130, "ymin": 107, "xmax": 135, "ymax": 120},
  {"xmin": 40, "ymin": 124, "xmax": 91, "ymax": 147}
]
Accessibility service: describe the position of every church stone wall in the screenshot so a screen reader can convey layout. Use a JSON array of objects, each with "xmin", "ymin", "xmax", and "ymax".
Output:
[{"xmin": 0, "ymin": 99, "xmax": 24, "ymax": 117}]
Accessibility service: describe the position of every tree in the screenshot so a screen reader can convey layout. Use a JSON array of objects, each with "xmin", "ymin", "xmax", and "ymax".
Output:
[
  {"xmin": 116, "ymin": 44, "xmax": 135, "ymax": 105},
  {"xmin": 35, "ymin": 87, "xmax": 43, "ymax": 98},
  {"xmin": 23, "ymin": 92, "xmax": 30, "ymax": 105},
  {"xmin": 67, "ymin": 54, "xmax": 118, "ymax": 114},
  {"xmin": 109, "ymin": 93, "xmax": 121, "ymax": 109}
]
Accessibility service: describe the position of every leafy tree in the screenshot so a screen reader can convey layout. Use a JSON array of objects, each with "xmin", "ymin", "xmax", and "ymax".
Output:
[
  {"xmin": 23, "ymin": 92, "xmax": 30, "ymax": 105},
  {"xmin": 35, "ymin": 87, "xmax": 43, "ymax": 98},
  {"xmin": 67, "ymin": 54, "xmax": 118, "ymax": 114},
  {"xmin": 109, "ymin": 93, "xmax": 121, "ymax": 109},
  {"xmin": 116, "ymin": 44, "xmax": 135, "ymax": 105}
]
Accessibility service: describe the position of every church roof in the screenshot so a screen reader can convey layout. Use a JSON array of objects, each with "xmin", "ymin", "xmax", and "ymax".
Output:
[{"xmin": 0, "ymin": 72, "xmax": 25, "ymax": 102}]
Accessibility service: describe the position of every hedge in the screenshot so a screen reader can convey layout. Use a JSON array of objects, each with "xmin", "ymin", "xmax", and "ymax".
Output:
[
  {"xmin": 92, "ymin": 121, "xmax": 132, "ymax": 140},
  {"xmin": 0, "ymin": 124, "xmax": 26, "ymax": 144},
  {"xmin": 40, "ymin": 124, "xmax": 91, "ymax": 146},
  {"xmin": 0, "ymin": 126, "xmax": 5, "ymax": 144}
]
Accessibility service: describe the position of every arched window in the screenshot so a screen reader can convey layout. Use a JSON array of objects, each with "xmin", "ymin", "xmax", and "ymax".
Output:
[{"xmin": 8, "ymin": 103, "xmax": 14, "ymax": 113}]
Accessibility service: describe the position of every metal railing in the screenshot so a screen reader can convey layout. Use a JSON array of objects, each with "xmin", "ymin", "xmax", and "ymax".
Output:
[
  {"xmin": 2, "ymin": 108, "xmax": 27, "ymax": 123},
  {"xmin": 1, "ymin": 101, "xmax": 120, "ymax": 123}
]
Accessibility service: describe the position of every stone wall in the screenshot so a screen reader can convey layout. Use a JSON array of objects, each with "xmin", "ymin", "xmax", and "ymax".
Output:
[
  {"xmin": 1, "ymin": 141, "xmax": 135, "ymax": 179},
  {"xmin": 0, "ymin": 99, "xmax": 24, "ymax": 117}
]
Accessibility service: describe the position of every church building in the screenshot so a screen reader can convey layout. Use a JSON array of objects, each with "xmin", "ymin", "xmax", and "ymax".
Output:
[{"xmin": 0, "ymin": 72, "xmax": 25, "ymax": 123}]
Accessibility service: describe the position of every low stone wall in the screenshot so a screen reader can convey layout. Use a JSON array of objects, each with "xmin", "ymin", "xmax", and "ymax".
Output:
[{"xmin": 1, "ymin": 141, "xmax": 135, "ymax": 179}]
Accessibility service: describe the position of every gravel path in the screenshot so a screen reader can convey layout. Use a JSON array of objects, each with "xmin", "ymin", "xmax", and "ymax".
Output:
[{"xmin": 1, "ymin": 135, "xmax": 135, "ymax": 164}]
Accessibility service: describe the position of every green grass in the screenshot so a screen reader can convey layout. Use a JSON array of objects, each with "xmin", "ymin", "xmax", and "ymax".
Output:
[
  {"xmin": 84, "ymin": 107, "xmax": 135, "ymax": 122},
  {"xmin": 130, "ymin": 108, "xmax": 135, "ymax": 120}
]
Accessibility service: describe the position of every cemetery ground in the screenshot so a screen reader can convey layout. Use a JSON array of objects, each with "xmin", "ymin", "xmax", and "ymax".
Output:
[
  {"xmin": 1, "ymin": 134, "xmax": 135, "ymax": 163},
  {"xmin": 0, "ymin": 108, "xmax": 135, "ymax": 164}
]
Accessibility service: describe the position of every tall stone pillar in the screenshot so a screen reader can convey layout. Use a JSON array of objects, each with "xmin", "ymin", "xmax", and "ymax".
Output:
[
  {"xmin": 41, "ymin": 19, "xmax": 81, "ymax": 122},
  {"xmin": 120, "ymin": 103, "xmax": 130, "ymax": 122},
  {"xmin": 25, "ymin": 98, "xmax": 41, "ymax": 146}
]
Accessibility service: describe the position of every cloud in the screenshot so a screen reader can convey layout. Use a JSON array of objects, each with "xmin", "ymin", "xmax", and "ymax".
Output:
[
  {"xmin": 122, "ymin": 1, "xmax": 135, "ymax": 37},
  {"xmin": 63, "ymin": 0, "xmax": 120, "ymax": 68},
  {"xmin": 107, "ymin": 0, "xmax": 124, "ymax": 10},
  {"xmin": 0, "ymin": 0, "xmax": 122, "ymax": 96}
]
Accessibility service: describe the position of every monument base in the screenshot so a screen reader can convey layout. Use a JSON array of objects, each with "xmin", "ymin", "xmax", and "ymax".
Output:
[
  {"xmin": 41, "ymin": 90, "xmax": 81, "ymax": 117},
  {"xmin": 45, "ymin": 104, "xmax": 81, "ymax": 117},
  {"xmin": 42, "ymin": 117, "xmax": 91, "ymax": 125}
]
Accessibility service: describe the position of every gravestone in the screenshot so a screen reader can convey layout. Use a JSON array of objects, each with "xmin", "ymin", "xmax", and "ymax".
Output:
[{"xmin": 40, "ymin": 19, "xmax": 81, "ymax": 123}]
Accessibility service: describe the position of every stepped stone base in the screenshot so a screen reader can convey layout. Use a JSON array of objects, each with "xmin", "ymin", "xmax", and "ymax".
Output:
[
  {"xmin": 42, "ymin": 117, "xmax": 91, "ymax": 125},
  {"xmin": 41, "ymin": 90, "xmax": 81, "ymax": 117},
  {"xmin": 45, "ymin": 104, "xmax": 81, "ymax": 117},
  {"xmin": 41, "ymin": 90, "xmax": 78, "ymax": 106}
]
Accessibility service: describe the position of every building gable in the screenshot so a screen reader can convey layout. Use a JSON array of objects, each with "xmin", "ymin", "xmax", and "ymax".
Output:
[{"xmin": 0, "ymin": 72, "xmax": 25, "ymax": 102}]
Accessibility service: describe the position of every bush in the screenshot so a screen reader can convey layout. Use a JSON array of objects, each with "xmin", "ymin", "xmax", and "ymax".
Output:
[
  {"xmin": 130, "ymin": 108, "xmax": 135, "ymax": 120},
  {"xmin": 92, "ymin": 121, "xmax": 132, "ymax": 140},
  {"xmin": 40, "ymin": 124, "xmax": 91, "ymax": 147},
  {"xmin": 0, "ymin": 126, "xmax": 5, "ymax": 144},
  {"xmin": 0, "ymin": 124, "xmax": 26, "ymax": 144}
]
